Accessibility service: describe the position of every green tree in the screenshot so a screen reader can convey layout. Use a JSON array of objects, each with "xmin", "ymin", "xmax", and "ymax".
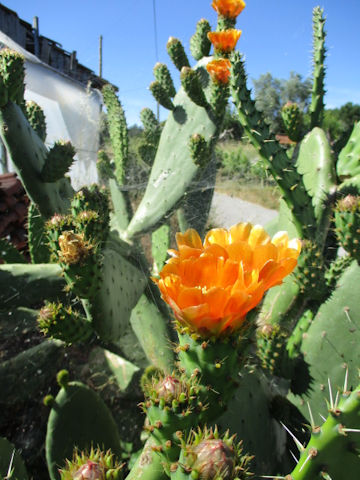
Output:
[
  {"xmin": 252, "ymin": 71, "xmax": 311, "ymax": 133},
  {"xmin": 323, "ymin": 102, "xmax": 360, "ymax": 155}
]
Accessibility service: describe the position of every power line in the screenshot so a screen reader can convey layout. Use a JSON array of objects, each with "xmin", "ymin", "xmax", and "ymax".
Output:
[{"xmin": 152, "ymin": 0, "xmax": 160, "ymax": 121}]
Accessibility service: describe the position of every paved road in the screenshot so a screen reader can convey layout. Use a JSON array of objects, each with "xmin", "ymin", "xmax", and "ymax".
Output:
[{"xmin": 209, "ymin": 191, "xmax": 278, "ymax": 229}]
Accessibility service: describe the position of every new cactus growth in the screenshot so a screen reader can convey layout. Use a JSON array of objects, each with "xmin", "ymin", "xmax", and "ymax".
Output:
[
  {"xmin": 190, "ymin": 19, "xmax": 212, "ymax": 61},
  {"xmin": 59, "ymin": 447, "xmax": 124, "ymax": 480},
  {"xmin": 170, "ymin": 427, "xmax": 253, "ymax": 480},
  {"xmin": 334, "ymin": 195, "xmax": 360, "ymax": 263},
  {"xmin": 281, "ymin": 102, "xmax": 303, "ymax": 143}
]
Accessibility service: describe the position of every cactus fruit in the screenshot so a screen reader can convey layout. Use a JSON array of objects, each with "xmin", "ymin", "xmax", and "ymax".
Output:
[
  {"xmin": 0, "ymin": 48, "xmax": 25, "ymax": 106},
  {"xmin": 153, "ymin": 63, "xmax": 176, "ymax": 99},
  {"xmin": 334, "ymin": 195, "xmax": 360, "ymax": 262},
  {"xmin": 167, "ymin": 37, "xmax": 190, "ymax": 71},
  {"xmin": 149, "ymin": 81, "xmax": 175, "ymax": 111},
  {"xmin": 101, "ymin": 85, "xmax": 128, "ymax": 185},
  {"xmin": 97, "ymin": 150, "xmax": 115, "ymax": 185},
  {"xmin": 256, "ymin": 323, "xmax": 291, "ymax": 378},
  {"xmin": 281, "ymin": 102, "xmax": 303, "ymax": 143},
  {"xmin": 59, "ymin": 447, "xmax": 124, "ymax": 480},
  {"xmin": 141, "ymin": 372, "xmax": 203, "ymax": 464},
  {"xmin": 293, "ymin": 239, "xmax": 328, "ymax": 301},
  {"xmin": 180, "ymin": 67, "xmax": 209, "ymax": 108},
  {"xmin": 170, "ymin": 427, "xmax": 253, "ymax": 480},
  {"xmin": 25, "ymin": 100, "xmax": 47, "ymax": 142},
  {"xmin": 37, "ymin": 301, "xmax": 95, "ymax": 344},
  {"xmin": 190, "ymin": 19, "xmax": 212, "ymax": 61}
]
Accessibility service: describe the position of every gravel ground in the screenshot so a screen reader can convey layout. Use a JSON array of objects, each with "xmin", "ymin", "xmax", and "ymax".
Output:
[{"xmin": 209, "ymin": 192, "xmax": 278, "ymax": 229}]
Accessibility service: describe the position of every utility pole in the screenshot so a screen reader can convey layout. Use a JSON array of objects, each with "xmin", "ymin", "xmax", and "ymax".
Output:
[{"xmin": 99, "ymin": 35, "xmax": 103, "ymax": 78}]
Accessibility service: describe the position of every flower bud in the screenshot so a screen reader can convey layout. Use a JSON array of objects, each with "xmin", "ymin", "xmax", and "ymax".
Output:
[{"xmin": 191, "ymin": 439, "xmax": 235, "ymax": 479}]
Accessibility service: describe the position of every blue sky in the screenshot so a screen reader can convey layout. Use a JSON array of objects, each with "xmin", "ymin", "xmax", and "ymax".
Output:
[{"xmin": 6, "ymin": 0, "xmax": 360, "ymax": 126}]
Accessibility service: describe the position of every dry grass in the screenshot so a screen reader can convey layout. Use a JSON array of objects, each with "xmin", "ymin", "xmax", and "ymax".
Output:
[{"xmin": 215, "ymin": 177, "xmax": 281, "ymax": 210}]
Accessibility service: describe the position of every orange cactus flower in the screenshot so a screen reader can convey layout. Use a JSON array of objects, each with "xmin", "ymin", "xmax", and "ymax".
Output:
[
  {"xmin": 208, "ymin": 29, "xmax": 242, "ymax": 53},
  {"xmin": 153, "ymin": 223, "xmax": 301, "ymax": 337},
  {"xmin": 206, "ymin": 58, "xmax": 231, "ymax": 84},
  {"xmin": 212, "ymin": 0, "xmax": 246, "ymax": 19}
]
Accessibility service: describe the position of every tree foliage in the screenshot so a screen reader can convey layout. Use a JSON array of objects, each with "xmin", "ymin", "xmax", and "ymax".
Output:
[
  {"xmin": 252, "ymin": 71, "xmax": 312, "ymax": 133},
  {"xmin": 323, "ymin": 102, "xmax": 360, "ymax": 154}
]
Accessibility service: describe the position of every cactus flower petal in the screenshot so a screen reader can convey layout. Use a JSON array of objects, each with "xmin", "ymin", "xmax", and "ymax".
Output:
[
  {"xmin": 208, "ymin": 29, "xmax": 242, "ymax": 53},
  {"xmin": 153, "ymin": 222, "xmax": 301, "ymax": 336},
  {"xmin": 206, "ymin": 58, "xmax": 231, "ymax": 85},
  {"xmin": 212, "ymin": 0, "xmax": 246, "ymax": 19}
]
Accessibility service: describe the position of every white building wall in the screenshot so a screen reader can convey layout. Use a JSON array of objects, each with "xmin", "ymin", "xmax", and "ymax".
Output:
[{"xmin": 0, "ymin": 31, "xmax": 101, "ymax": 189}]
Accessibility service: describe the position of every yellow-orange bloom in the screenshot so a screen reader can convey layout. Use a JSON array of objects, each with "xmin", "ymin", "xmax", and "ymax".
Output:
[
  {"xmin": 212, "ymin": 0, "xmax": 246, "ymax": 19},
  {"xmin": 208, "ymin": 29, "xmax": 242, "ymax": 53},
  {"xmin": 206, "ymin": 58, "xmax": 231, "ymax": 84},
  {"xmin": 154, "ymin": 223, "xmax": 301, "ymax": 337}
]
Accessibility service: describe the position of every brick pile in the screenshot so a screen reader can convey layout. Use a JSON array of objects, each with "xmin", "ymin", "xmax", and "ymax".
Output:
[{"xmin": 0, "ymin": 172, "xmax": 29, "ymax": 254}]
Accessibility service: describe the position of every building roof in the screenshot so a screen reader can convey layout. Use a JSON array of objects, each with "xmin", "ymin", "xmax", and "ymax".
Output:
[{"xmin": 0, "ymin": 2, "xmax": 116, "ymax": 90}]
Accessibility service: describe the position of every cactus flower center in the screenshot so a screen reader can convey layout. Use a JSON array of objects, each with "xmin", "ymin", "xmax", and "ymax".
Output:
[
  {"xmin": 58, "ymin": 231, "xmax": 92, "ymax": 264},
  {"xmin": 153, "ymin": 222, "xmax": 301, "ymax": 337}
]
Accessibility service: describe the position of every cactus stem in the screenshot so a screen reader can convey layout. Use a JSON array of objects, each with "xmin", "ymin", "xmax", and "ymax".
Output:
[
  {"xmin": 280, "ymin": 422, "xmax": 305, "ymax": 451},
  {"xmin": 298, "ymin": 448, "xmax": 318, "ymax": 472}
]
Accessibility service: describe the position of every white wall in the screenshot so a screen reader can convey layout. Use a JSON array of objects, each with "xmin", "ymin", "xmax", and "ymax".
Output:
[{"xmin": 0, "ymin": 31, "xmax": 101, "ymax": 189}]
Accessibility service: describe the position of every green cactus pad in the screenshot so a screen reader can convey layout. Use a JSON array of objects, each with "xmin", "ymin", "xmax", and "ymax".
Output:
[
  {"xmin": 130, "ymin": 294, "xmax": 175, "ymax": 372},
  {"xmin": 0, "ymin": 338, "xmax": 64, "ymax": 404},
  {"xmin": 337, "ymin": 121, "xmax": 360, "ymax": 180},
  {"xmin": 27, "ymin": 202, "xmax": 52, "ymax": 263},
  {"xmin": 289, "ymin": 260, "xmax": 360, "ymax": 420},
  {"xmin": 45, "ymin": 380, "xmax": 122, "ymax": 480},
  {"xmin": 108, "ymin": 179, "xmax": 130, "ymax": 233},
  {"xmin": 289, "ymin": 383, "xmax": 360, "ymax": 480},
  {"xmin": 0, "ymin": 237, "xmax": 26, "ymax": 263},
  {"xmin": 295, "ymin": 127, "xmax": 336, "ymax": 238},
  {"xmin": 126, "ymin": 438, "xmax": 168, "ymax": 480},
  {"xmin": 0, "ymin": 263, "xmax": 66, "ymax": 308},
  {"xmin": 216, "ymin": 367, "xmax": 286, "ymax": 475},
  {"xmin": 151, "ymin": 224, "xmax": 171, "ymax": 275},
  {"xmin": 102, "ymin": 85, "xmax": 128, "ymax": 185},
  {"xmin": 0, "ymin": 102, "xmax": 74, "ymax": 218},
  {"xmin": 125, "ymin": 58, "xmax": 218, "ymax": 238},
  {"xmin": 90, "ymin": 240, "xmax": 147, "ymax": 342},
  {"xmin": 0, "ymin": 437, "xmax": 28, "ymax": 480}
]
